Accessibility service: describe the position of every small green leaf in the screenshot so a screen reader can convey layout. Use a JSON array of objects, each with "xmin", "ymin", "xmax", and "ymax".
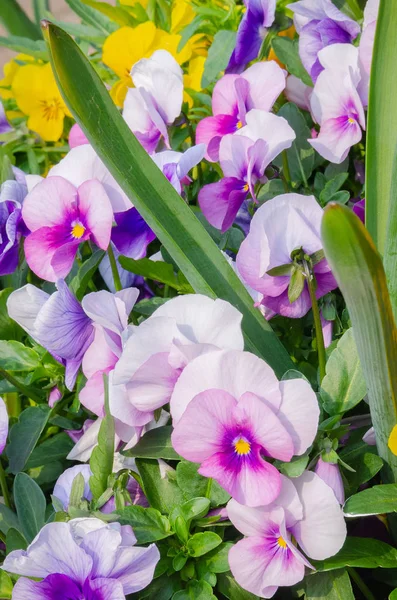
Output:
[
  {"xmin": 173, "ymin": 552, "xmax": 188, "ymax": 572},
  {"xmin": 5, "ymin": 527, "xmax": 27, "ymax": 555},
  {"xmin": 266, "ymin": 263, "xmax": 294, "ymax": 277},
  {"xmin": 187, "ymin": 532, "xmax": 222, "ymax": 557},
  {"xmin": 198, "ymin": 542, "xmax": 233, "ymax": 574},
  {"xmin": 0, "ymin": 341, "xmax": 40, "ymax": 372},
  {"xmin": 124, "ymin": 426, "xmax": 180, "ymax": 460},
  {"xmin": 176, "ymin": 460, "xmax": 230, "ymax": 507},
  {"xmin": 390, "ymin": 589, "xmax": 397, "ymax": 600},
  {"xmin": 89, "ymin": 375, "xmax": 115, "ymax": 500},
  {"xmin": 69, "ymin": 473, "xmax": 86, "ymax": 508},
  {"xmin": 271, "ymin": 37, "xmax": 313, "ymax": 87},
  {"xmin": 81, "ymin": 0, "xmax": 136, "ymax": 26},
  {"xmin": 116, "ymin": 504, "xmax": 172, "ymax": 543},
  {"xmin": 288, "ymin": 266, "xmax": 305, "ymax": 303},
  {"xmin": 0, "ymin": 570, "xmax": 14, "ymax": 598},
  {"xmin": 70, "ymin": 249, "xmax": 105, "ymax": 301},
  {"xmin": 305, "ymin": 569, "xmax": 354, "ymax": 600},
  {"xmin": 119, "ymin": 257, "xmax": 193, "ymax": 294},
  {"xmin": 217, "ymin": 573, "xmax": 259, "ymax": 600},
  {"xmin": 172, "ymin": 497, "xmax": 210, "ymax": 526},
  {"xmin": 64, "ymin": 0, "xmax": 117, "ymax": 33},
  {"xmin": 310, "ymin": 249, "xmax": 325, "ymax": 266},
  {"xmin": 0, "ymin": 504, "xmax": 21, "ymax": 536},
  {"xmin": 136, "ymin": 458, "xmax": 185, "ymax": 515},
  {"xmin": 0, "ymin": 35, "xmax": 46, "ymax": 59},
  {"xmin": 313, "ymin": 538, "xmax": 397, "ymax": 570},
  {"xmin": 344, "ymin": 484, "xmax": 397, "ymax": 517},
  {"xmin": 26, "ymin": 433, "xmax": 74, "ymax": 468},
  {"xmin": 173, "ymin": 579, "xmax": 216, "ymax": 600},
  {"xmin": 201, "ymin": 30, "xmax": 236, "ymax": 88},
  {"xmin": 7, "ymin": 405, "xmax": 51, "ymax": 474},
  {"xmin": 319, "ymin": 173, "xmax": 349, "ymax": 206},
  {"xmin": 13, "ymin": 473, "xmax": 46, "ymax": 543},
  {"xmin": 133, "ymin": 297, "xmax": 168, "ymax": 317},
  {"xmin": 339, "ymin": 441, "xmax": 383, "ymax": 496},
  {"xmin": 277, "ymin": 454, "xmax": 309, "ymax": 478}
]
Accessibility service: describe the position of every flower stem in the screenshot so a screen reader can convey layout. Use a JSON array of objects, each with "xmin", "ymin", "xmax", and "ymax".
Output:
[
  {"xmin": 282, "ymin": 150, "xmax": 292, "ymax": 193},
  {"xmin": 0, "ymin": 367, "xmax": 42, "ymax": 403},
  {"xmin": 107, "ymin": 244, "xmax": 122, "ymax": 292},
  {"xmin": 347, "ymin": 568, "xmax": 376, "ymax": 600},
  {"xmin": 303, "ymin": 262, "xmax": 326, "ymax": 384},
  {"xmin": 0, "ymin": 458, "xmax": 11, "ymax": 508},
  {"xmin": 205, "ymin": 477, "xmax": 213, "ymax": 499}
]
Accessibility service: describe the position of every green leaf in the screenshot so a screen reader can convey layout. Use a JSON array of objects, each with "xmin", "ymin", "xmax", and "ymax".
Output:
[
  {"xmin": 322, "ymin": 203, "xmax": 397, "ymax": 480},
  {"xmin": 277, "ymin": 453, "xmax": 309, "ymax": 477},
  {"xmin": 44, "ymin": 22, "xmax": 293, "ymax": 379},
  {"xmin": 320, "ymin": 328, "xmax": 367, "ymax": 415},
  {"xmin": 176, "ymin": 460, "xmax": 230, "ymax": 507},
  {"xmin": 319, "ymin": 173, "xmax": 349, "ymax": 206},
  {"xmin": 187, "ymin": 532, "xmax": 222, "ymax": 557},
  {"xmin": 119, "ymin": 257, "xmax": 193, "ymax": 293},
  {"xmin": 139, "ymin": 574, "xmax": 181, "ymax": 600},
  {"xmin": 339, "ymin": 442, "xmax": 383, "ymax": 496},
  {"xmin": 173, "ymin": 580, "xmax": 216, "ymax": 600},
  {"xmin": 123, "ymin": 427, "xmax": 180, "ymax": 460},
  {"xmin": 198, "ymin": 542, "xmax": 233, "ymax": 574},
  {"xmin": 313, "ymin": 538, "xmax": 397, "ymax": 571},
  {"xmin": 288, "ymin": 266, "xmax": 305, "ymax": 303},
  {"xmin": 266, "ymin": 263, "xmax": 294, "ymax": 277},
  {"xmin": 81, "ymin": 0, "xmax": 136, "ymax": 26},
  {"xmin": 305, "ymin": 569, "xmax": 354, "ymax": 600},
  {"xmin": 5, "ymin": 527, "xmax": 27, "ymax": 554},
  {"xmin": 390, "ymin": 589, "xmax": 397, "ymax": 600},
  {"xmin": 136, "ymin": 458, "xmax": 185, "ymax": 514},
  {"xmin": 171, "ymin": 497, "xmax": 210, "ymax": 526},
  {"xmin": 0, "ymin": 34, "xmax": 47, "ymax": 59},
  {"xmin": 344, "ymin": 484, "xmax": 397, "ymax": 517},
  {"xmin": 116, "ymin": 505, "xmax": 172, "ymax": 543},
  {"xmin": 366, "ymin": 0, "xmax": 397, "ymax": 255},
  {"xmin": 89, "ymin": 375, "xmax": 115, "ymax": 500},
  {"xmin": 217, "ymin": 573, "xmax": 259, "ymax": 600},
  {"xmin": 70, "ymin": 249, "xmax": 105, "ymax": 301},
  {"xmin": 0, "ymin": 289, "xmax": 23, "ymax": 340},
  {"xmin": 0, "ymin": 504, "xmax": 21, "ymax": 536},
  {"xmin": 7, "ymin": 405, "xmax": 50, "ymax": 474},
  {"xmin": 274, "ymin": 102, "xmax": 315, "ymax": 186},
  {"xmin": 271, "ymin": 37, "xmax": 313, "ymax": 87},
  {"xmin": 0, "ymin": 570, "xmax": 14, "ymax": 598},
  {"xmin": 64, "ymin": 0, "xmax": 117, "ymax": 33},
  {"xmin": 0, "ymin": 0, "xmax": 41, "ymax": 39},
  {"xmin": 0, "ymin": 341, "xmax": 40, "ymax": 372},
  {"xmin": 13, "ymin": 473, "xmax": 46, "ymax": 543},
  {"xmin": 201, "ymin": 30, "xmax": 236, "ymax": 88},
  {"xmin": 134, "ymin": 297, "xmax": 168, "ymax": 317},
  {"xmin": 26, "ymin": 433, "xmax": 74, "ymax": 468}
]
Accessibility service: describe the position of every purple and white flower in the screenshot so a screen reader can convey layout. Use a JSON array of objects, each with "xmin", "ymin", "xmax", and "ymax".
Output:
[
  {"xmin": 0, "ymin": 100, "xmax": 12, "ymax": 135},
  {"xmin": 3, "ymin": 518, "xmax": 160, "ymax": 599},
  {"xmin": 152, "ymin": 145, "xmax": 206, "ymax": 194},
  {"xmin": 0, "ymin": 178, "xmax": 28, "ymax": 275},
  {"xmin": 0, "ymin": 397, "xmax": 8, "ymax": 455},
  {"xmin": 228, "ymin": 472, "xmax": 347, "ymax": 598}
]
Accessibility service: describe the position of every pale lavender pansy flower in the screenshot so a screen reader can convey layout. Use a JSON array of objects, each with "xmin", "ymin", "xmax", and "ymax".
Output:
[
  {"xmin": 48, "ymin": 386, "xmax": 62, "ymax": 408},
  {"xmin": 7, "ymin": 281, "xmax": 94, "ymax": 390},
  {"xmin": 112, "ymin": 295, "xmax": 244, "ymax": 434},
  {"xmin": 228, "ymin": 472, "xmax": 347, "ymax": 598},
  {"xmin": 288, "ymin": 0, "xmax": 360, "ymax": 82},
  {"xmin": 0, "ymin": 178, "xmax": 28, "ymax": 276},
  {"xmin": 196, "ymin": 61, "xmax": 286, "ymax": 161},
  {"xmin": 49, "ymin": 144, "xmax": 131, "ymax": 213},
  {"xmin": 22, "ymin": 176, "xmax": 113, "ymax": 282},
  {"xmin": 170, "ymin": 349, "xmax": 319, "ymax": 505},
  {"xmin": 3, "ymin": 518, "xmax": 160, "ymax": 599},
  {"xmin": 152, "ymin": 145, "xmax": 206, "ymax": 193},
  {"xmin": 315, "ymin": 456, "xmax": 345, "ymax": 504},
  {"xmin": 0, "ymin": 100, "xmax": 12, "ymax": 135},
  {"xmin": 199, "ymin": 110, "xmax": 295, "ymax": 232},
  {"xmin": 285, "ymin": 75, "xmax": 312, "ymax": 111},
  {"xmin": 363, "ymin": 426, "xmax": 376, "ymax": 446},
  {"xmin": 320, "ymin": 312, "xmax": 333, "ymax": 348},
  {"xmin": 226, "ymin": 0, "xmax": 276, "ymax": 74},
  {"xmin": 0, "ymin": 397, "xmax": 8, "ymax": 455},
  {"xmin": 236, "ymin": 194, "xmax": 337, "ymax": 318},
  {"xmin": 68, "ymin": 123, "xmax": 89, "ymax": 148},
  {"xmin": 123, "ymin": 50, "xmax": 183, "ymax": 153},
  {"xmin": 308, "ymin": 45, "xmax": 366, "ymax": 164}
]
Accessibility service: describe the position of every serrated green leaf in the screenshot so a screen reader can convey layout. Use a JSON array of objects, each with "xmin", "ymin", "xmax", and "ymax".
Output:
[
  {"xmin": 7, "ymin": 405, "xmax": 50, "ymax": 474},
  {"xmin": 13, "ymin": 473, "xmax": 46, "ymax": 542},
  {"xmin": 116, "ymin": 505, "xmax": 172, "ymax": 544},
  {"xmin": 201, "ymin": 30, "xmax": 236, "ymax": 88}
]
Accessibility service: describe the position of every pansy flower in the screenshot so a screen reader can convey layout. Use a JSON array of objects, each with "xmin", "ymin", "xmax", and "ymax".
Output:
[
  {"xmin": 228, "ymin": 472, "xmax": 347, "ymax": 597},
  {"xmin": 22, "ymin": 176, "xmax": 113, "ymax": 281},
  {"xmin": 0, "ymin": 177, "xmax": 28, "ymax": 276},
  {"xmin": 196, "ymin": 61, "xmax": 286, "ymax": 161}
]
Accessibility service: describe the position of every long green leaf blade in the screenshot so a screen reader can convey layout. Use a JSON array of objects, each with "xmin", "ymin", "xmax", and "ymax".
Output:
[
  {"xmin": 321, "ymin": 203, "xmax": 397, "ymax": 480},
  {"xmin": 0, "ymin": 0, "xmax": 41, "ymax": 39},
  {"xmin": 365, "ymin": 0, "xmax": 397, "ymax": 254},
  {"xmin": 43, "ymin": 22, "xmax": 293, "ymax": 377}
]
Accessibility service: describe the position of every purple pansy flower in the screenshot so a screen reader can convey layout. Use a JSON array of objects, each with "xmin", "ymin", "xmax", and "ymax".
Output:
[
  {"xmin": 227, "ymin": 472, "xmax": 346, "ymax": 598},
  {"xmin": 0, "ymin": 179, "xmax": 28, "ymax": 275},
  {"xmin": 0, "ymin": 100, "xmax": 12, "ymax": 135},
  {"xmin": 196, "ymin": 61, "xmax": 286, "ymax": 161},
  {"xmin": 152, "ymin": 145, "xmax": 206, "ymax": 193},
  {"xmin": 3, "ymin": 518, "xmax": 160, "ymax": 600},
  {"xmin": 22, "ymin": 176, "xmax": 113, "ymax": 282},
  {"xmin": 236, "ymin": 193, "xmax": 337, "ymax": 318},
  {"xmin": 352, "ymin": 198, "xmax": 365, "ymax": 223},
  {"xmin": 7, "ymin": 281, "xmax": 94, "ymax": 390},
  {"xmin": 199, "ymin": 110, "xmax": 295, "ymax": 232},
  {"xmin": 123, "ymin": 50, "xmax": 183, "ymax": 153},
  {"xmin": 170, "ymin": 349, "xmax": 319, "ymax": 506},
  {"xmin": 288, "ymin": 0, "xmax": 360, "ymax": 82},
  {"xmin": 226, "ymin": 0, "xmax": 276, "ymax": 73},
  {"xmin": 315, "ymin": 456, "xmax": 345, "ymax": 504}
]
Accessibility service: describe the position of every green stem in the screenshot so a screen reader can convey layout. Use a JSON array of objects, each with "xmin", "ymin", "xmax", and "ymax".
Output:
[
  {"xmin": 4, "ymin": 392, "xmax": 21, "ymax": 418},
  {"xmin": 347, "ymin": 568, "xmax": 376, "ymax": 600},
  {"xmin": 304, "ymin": 263, "xmax": 326, "ymax": 384},
  {"xmin": 107, "ymin": 244, "xmax": 122, "ymax": 292},
  {"xmin": 205, "ymin": 477, "xmax": 213, "ymax": 499},
  {"xmin": 293, "ymin": 143, "xmax": 309, "ymax": 190},
  {"xmin": 0, "ymin": 367, "xmax": 42, "ymax": 403},
  {"xmin": 0, "ymin": 458, "xmax": 11, "ymax": 508},
  {"xmin": 281, "ymin": 150, "xmax": 292, "ymax": 193}
]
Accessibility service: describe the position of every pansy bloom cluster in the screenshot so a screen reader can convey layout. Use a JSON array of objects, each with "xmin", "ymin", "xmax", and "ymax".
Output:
[{"xmin": 1, "ymin": 0, "xmax": 397, "ymax": 599}]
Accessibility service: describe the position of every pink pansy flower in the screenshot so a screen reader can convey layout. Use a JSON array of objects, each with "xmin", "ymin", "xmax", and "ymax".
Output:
[
  {"xmin": 236, "ymin": 193, "xmax": 337, "ymax": 318},
  {"xmin": 315, "ymin": 456, "xmax": 345, "ymax": 504},
  {"xmin": 112, "ymin": 294, "xmax": 244, "ymax": 434},
  {"xmin": 308, "ymin": 44, "xmax": 366, "ymax": 164},
  {"xmin": 285, "ymin": 75, "xmax": 312, "ymax": 111},
  {"xmin": 22, "ymin": 176, "xmax": 113, "ymax": 282},
  {"xmin": 170, "ymin": 349, "xmax": 319, "ymax": 506},
  {"xmin": 68, "ymin": 123, "xmax": 89, "ymax": 148},
  {"xmin": 199, "ymin": 110, "xmax": 295, "ymax": 232},
  {"xmin": 228, "ymin": 472, "xmax": 347, "ymax": 598},
  {"xmin": 123, "ymin": 50, "xmax": 183, "ymax": 153},
  {"xmin": 196, "ymin": 61, "xmax": 286, "ymax": 161}
]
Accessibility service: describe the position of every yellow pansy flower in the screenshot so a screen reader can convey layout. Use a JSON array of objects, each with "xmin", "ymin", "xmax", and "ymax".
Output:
[
  {"xmin": 103, "ymin": 22, "xmax": 193, "ymax": 106},
  {"xmin": 0, "ymin": 54, "xmax": 34, "ymax": 100},
  {"xmin": 184, "ymin": 55, "xmax": 206, "ymax": 105},
  {"xmin": 12, "ymin": 62, "xmax": 71, "ymax": 141},
  {"xmin": 171, "ymin": 0, "xmax": 196, "ymax": 33}
]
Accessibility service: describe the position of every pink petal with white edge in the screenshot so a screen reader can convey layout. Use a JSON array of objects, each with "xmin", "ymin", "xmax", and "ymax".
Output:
[
  {"xmin": 22, "ymin": 176, "xmax": 78, "ymax": 232},
  {"xmin": 291, "ymin": 471, "xmax": 347, "ymax": 560},
  {"xmin": 277, "ymin": 379, "xmax": 319, "ymax": 455},
  {"xmin": 242, "ymin": 61, "xmax": 286, "ymax": 112},
  {"xmin": 236, "ymin": 392, "xmax": 294, "ymax": 461},
  {"xmin": 77, "ymin": 180, "xmax": 113, "ymax": 250},
  {"xmin": 172, "ymin": 389, "xmax": 237, "ymax": 462},
  {"xmin": 79, "ymin": 371, "xmax": 108, "ymax": 417},
  {"xmin": 24, "ymin": 228, "xmax": 79, "ymax": 282},
  {"xmin": 82, "ymin": 327, "xmax": 118, "ymax": 379},
  {"xmin": 237, "ymin": 110, "xmax": 296, "ymax": 161},
  {"xmin": 211, "ymin": 74, "xmax": 240, "ymax": 116},
  {"xmin": 170, "ymin": 349, "xmax": 282, "ymax": 425},
  {"xmin": 0, "ymin": 397, "xmax": 8, "ymax": 454}
]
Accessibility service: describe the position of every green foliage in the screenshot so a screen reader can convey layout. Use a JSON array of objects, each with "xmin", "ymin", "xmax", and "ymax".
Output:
[
  {"xmin": 176, "ymin": 460, "xmax": 230, "ymax": 507},
  {"xmin": 187, "ymin": 532, "xmax": 222, "ymax": 557},
  {"xmin": 344, "ymin": 484, "xmax": 397, "ymax": 517},
  {"xmin": 217, "ymin": 573, "xmax": 259, "ymax": 600},
  {"xmin": 339, "ymin": 442, "xmax": 383, "ymax": 497},
  {"xmin": 201, "ymin": 30, "xmax": 236, "ymax": 88},
  {"xmin": 0, "ymin": 571, "xmax": 13, "ymax": 599},
  {"xmin": 116, "ymin": 505, "xmax": 172, "ymax": 544},
  {"xmin": 7, "ymin": 405, "xmax": 50, "ymax": 474},
  {"xmin": 89, "ymin": 375, "xmax": 115, "ymax": 500},
  {"xmin": 124, "ymin": 427, "xmax": 180, "ymax": 460},
  {"xmin": 119, "ymin": 258, "xmax": 193, "ymax": 294},
  {"xmin": 305, "ymin": 569, "xmax": 354, "ymax": 600},
  {"xmin": 70, "ymin": 249, "xmax": 105, "ymax": 300},
  {"xmin": 137, "ymin": 458, "xmax": 185, "ymax": 514},
  {"xmin": 0, "ymin": 341, "xmax": 40, "ymax": 372},
  {"xmin": 313, "ymin": 538, "xmax": 397, "ymax": 571},
  {"xmin": 25, "ymin": 433, "xmax": 74, "ymax": 468},
  {"xmin": 271, "ymin": 37, "xmax": 313, "ymax": 87},
  {"xmin": 13, "ymin": 472, "xmax": 46, "ymax": 542}
]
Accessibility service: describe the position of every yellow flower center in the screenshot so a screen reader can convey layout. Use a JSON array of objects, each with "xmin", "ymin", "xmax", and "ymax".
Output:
[
  {"xmin": 40, "ymin": 98, "xmax": 63, "ymax": 122},
  {"xmin": 348, "ymin": 117, "xmax": 356, "ymax": 124},
  {"xmin": 243, "ymin": 184, "xmax": 249, "ymax": 192},
  {"xmin": 236, "ymin": 121, "xmax": 243, "ymax": 129},
  {"xmin": 277, "ymin": 536, "xmax": 287, "ymax": 549},
  {"xmin": 71, "ymin": 222, "xmax": 86, "ymax": 239},
  {"xmin": 234, "ymin": 438, "xmax": 251, "ymax": 455}
]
